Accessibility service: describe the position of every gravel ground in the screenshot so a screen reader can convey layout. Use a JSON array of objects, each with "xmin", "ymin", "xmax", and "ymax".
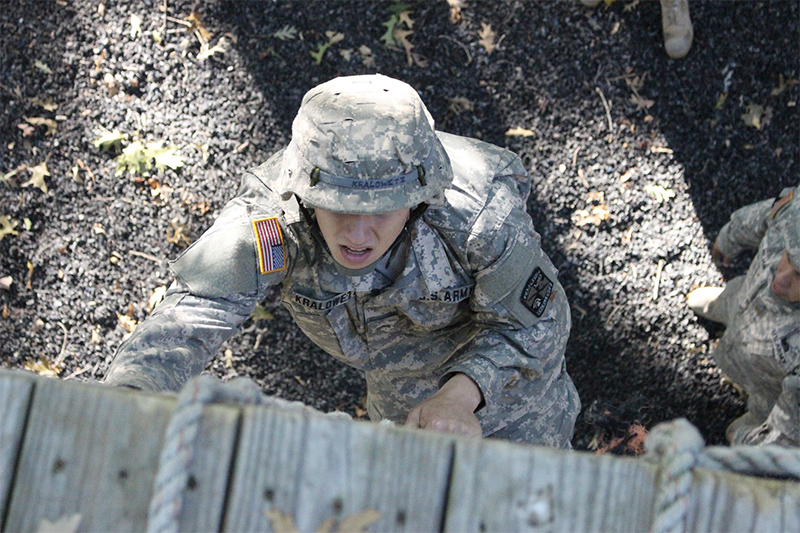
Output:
[{"xmin": 1, "ymin": 0, "xmax": 798, "ymax": 450}]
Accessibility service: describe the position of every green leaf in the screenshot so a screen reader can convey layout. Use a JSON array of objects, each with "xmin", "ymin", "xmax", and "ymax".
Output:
[
  {"xmin": 250, "ymin": 304, "xmax": 274, "ymax": 322},
  {"xmin": 151, "ymin": 144, "xmax": 184, "ymax": 171},
  {"xmin": 310, "ymin": 42, "xmax": 331, "ymax": 64},
  {"xmin": 94, "ymin": 130, "xmax": 129, "ymax": 152},
  {"xmin": 115, "ymin": 140, "xmax": 151, "ymax": 176},
  {"xmin": 380, "ymin": 14, "xmax": 398, "ymax": 46}
]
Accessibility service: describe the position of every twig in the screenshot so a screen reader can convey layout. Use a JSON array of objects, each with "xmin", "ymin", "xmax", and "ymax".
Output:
[
  {"xmin": 65, "ymin": 365, "xmax": 92, "ymax": 380},
  {"xmin": 128, "ymin": 250, "xmax": 163, "ymax": 262},
  {"xmin": 438, "ymin": 35, "xmax": 472, "ymax": 66},
  {"xmin": 572, "ymin": 146, "xmax": 580, "ymax": 167},
  {"xmin": 163, "ymin": 0, "xmax": 168, "ymax": 38},
  {"xmin": 595, "ymin": 87, "xmax": 614, "ymax": 135},
  {"xmin": 166, "ymin": 15, "xmax": 191, "ymax": 27},
  {"xmin": 652, "ymin": 259, "xmax": 665, "ymax": 300},
  {"xmin": 54, "ymin": 321, "xmax": 69, "ymax": 366}
]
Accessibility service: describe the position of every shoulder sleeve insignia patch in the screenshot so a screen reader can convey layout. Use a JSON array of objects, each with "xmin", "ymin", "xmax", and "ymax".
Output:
[
  {"xmin": 770, "ymin": 190, "xmax": 794, "ymax": 219},
  {"xmin": 253, "ymin": 217, "xmax": 287, "ymax": 274},
  {"xmin": 521, "ymin": 267, "xmax": 554, "ymax": 317}
]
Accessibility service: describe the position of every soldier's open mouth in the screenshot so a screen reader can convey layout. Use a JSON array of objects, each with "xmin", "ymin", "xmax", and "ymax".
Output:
[{"xmin": 340, "ymin": 245, "xmax": 372, "ymax": 264}]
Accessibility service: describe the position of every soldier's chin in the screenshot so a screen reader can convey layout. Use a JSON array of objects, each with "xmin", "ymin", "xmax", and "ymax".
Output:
[{"xmin": 338, "ymin": 246, "xmax": 374, "ymax": 268}]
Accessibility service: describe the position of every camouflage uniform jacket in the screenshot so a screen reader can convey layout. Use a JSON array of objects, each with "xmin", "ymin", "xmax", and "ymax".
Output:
[
  {"xmin": 714, "ymin": 186, "xmax": 800, "ymax": 445},
  {"xmin": 105, "ymin": 132, "xmax": 579, "ymax": 443}
]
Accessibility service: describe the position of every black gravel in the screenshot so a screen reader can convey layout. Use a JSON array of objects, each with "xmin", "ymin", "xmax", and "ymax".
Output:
[{"xmin": 1, "ymin": 0, "xmax": 798, "ymax": 450}]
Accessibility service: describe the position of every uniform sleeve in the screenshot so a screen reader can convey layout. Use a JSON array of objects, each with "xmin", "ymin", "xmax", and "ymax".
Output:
[
  {"xmin": 103, "ymin": 280, "xmax": 258, "ymax": 391},
  {"xmin": 103, "ymin": 168, "xmax": 293, "ymax": 391},
  {"xmin": 715, "ymin": 198, "xmax": 775, "ymax": 259},
  {"xmin": 440, "ymin": 177, "xmax": 570, "ymax": 411}
]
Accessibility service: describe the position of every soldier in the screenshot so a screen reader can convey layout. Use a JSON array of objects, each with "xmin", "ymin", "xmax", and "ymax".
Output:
[
  {"xmin": 687, "ymin": 185, "xmax": 799, "ymax": 446},
  {"xmin": 104, "ymin": 74, "xmax": 580, "ymax": 447}
]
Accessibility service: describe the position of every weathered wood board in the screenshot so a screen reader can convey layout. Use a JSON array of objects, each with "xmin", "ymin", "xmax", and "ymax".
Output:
[
  {"xmin": 3, "ymin": 377, "xmax": 175, "ymax": 533},
  {"xmin": 0, "ymin": 370, "xmax": 35, "ymax": 529},
  {"xmin": 223, "ymin": 407, "xmax": 456, "ymax": 532},
  {"xmin": 444, "ymin": 438, "xmax": 658, "ymax": 532},
  {"xmin": 685, "ymin": 468, "xmax": 800, "ymax": 531}
]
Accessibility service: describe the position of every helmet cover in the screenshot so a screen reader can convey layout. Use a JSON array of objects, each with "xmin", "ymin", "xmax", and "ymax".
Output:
[{"xmin": 276, "ymin": 74, "xmax": 452, "ymax": 214}]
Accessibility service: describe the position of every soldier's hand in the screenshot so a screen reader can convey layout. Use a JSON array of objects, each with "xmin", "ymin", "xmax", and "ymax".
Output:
[
  {"xmin": 711, "ymin": 240, "xmax": 732, "ymax": 267},
  {"xmin": 404, "ymin": 373, "xmax": 483, "ymax": 438}
]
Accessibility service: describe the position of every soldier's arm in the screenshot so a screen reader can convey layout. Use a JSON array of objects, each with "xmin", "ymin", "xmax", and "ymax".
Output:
[
  {"xmin": 715, "ymin": 197, "xmax": 779, "ymax": 261},
  {"xmin": 440, "ymin": 179, "xmax": 569, "ymax": 414},
  {"xmin": 103, "ymin": 281, "xmax": 257, "ymax": 391}
]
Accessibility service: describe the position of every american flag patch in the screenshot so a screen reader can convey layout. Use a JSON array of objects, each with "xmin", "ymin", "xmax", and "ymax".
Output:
[{"xmin": 253, "ymin": 217, "xmax": 286, "ymax": 274}]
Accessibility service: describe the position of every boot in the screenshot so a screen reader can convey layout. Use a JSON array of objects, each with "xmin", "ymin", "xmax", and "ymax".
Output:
[
  {"xmin": 661, "ymin": 0, "xmax": 693, "ymax": 59},
  {"xmin": 686, "ymin": 286, "xmax": 725, "ymax": 323}
]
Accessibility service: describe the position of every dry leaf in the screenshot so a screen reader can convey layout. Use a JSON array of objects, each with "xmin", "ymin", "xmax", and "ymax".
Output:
[
  {"xmin": 148, "ymin": 285, "xmax": 167, "ymax": 311},
  {"xmin": 224, "ymin": 348, "xmax": 234, "ymax": 368},
  {"xmin": 448, "ymin": 96, "xmax": 474, "ymax": 114},
  {"xmin": 37, "ymin": 513, "xmax": 81, "ymax": 533},
  {"xmin": 393, "ymin": 29, "xmax": 415, "ymax": 66},
  {"xmin": 741, "ymin": 103, "xmax": 764, "ymax": 129},
  {"xmin": 338, "ymin": 509, "xmax": 382, "ymax": 532},
  {"xmin": 130, "ymin": 14, "xmax": 142, "ymax": 38},
  {"xmin": 477, "ymin": 22, "xmax": 498, "ymax": 55},
  {"xmin": 622, "ymin": 227, "xmax": 634, "ymax": 244},
  {"xmin": 398, "ymin": 11, "xmax": 414, "ymax": 29},
  {"xmin": 572, "ymin": 206, "xmax": 610, "ymax": 227},
  {"xmin": 22, "ymin": 162, "xmax": 50, "ymax": 193},
  {"xmin": 17, "ymin": 123, "xmax": 35, "ymax": 137},
  {"xmin": 771, "ymin": 74, "xmax": 798, "ymax": 96},
  {"xmin": 0, "ymin": 216, "xmax": 20, "ymax": 240},
  {"xmin": 24, "ymin": 356, "xmax": 62, "ymax": 377},
  {"xmin": 448, "ymin": 0, "xmax": 465, "ymax": 23},
  {"xmin": 117, "ymin": 313, "xmax": 137, "ymax": 333},
  {"xmin": 630, "ymin": 93, "xmax": 654, "ymax": 111},
  {"xmin": 91, "ymin": 325, "xmax": 101, "ymax": 344},
  {"xmin": 586, "ymin": 191, "xmax": 605, "ymax": 203},
  {"xmin": 505, "ymin": 127, "xmax": 535, "ymax": 137}
]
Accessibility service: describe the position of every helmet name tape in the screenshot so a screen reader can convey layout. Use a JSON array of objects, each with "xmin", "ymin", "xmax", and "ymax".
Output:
[{"xmin": 309, "ymin": 149, "xmax": 434, "ymax": 190}]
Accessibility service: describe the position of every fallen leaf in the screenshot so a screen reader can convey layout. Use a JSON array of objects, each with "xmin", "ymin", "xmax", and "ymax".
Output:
[
  {"xmin": 224, "ymin": 348, "xmax": 234, "ymax": 368},
  {"xmin": 398, "ymin": 11, "xmax": 414, "ymax": 29},
  {"xmin": 741, "ymin": 103, "xmax": 764, "ymax": 129},
  {"xmin": 477, "ymin": 22, "xmax": 498, "ymax": 55},
  {"xmin": 30, "ymin": 96, "xmax": 58, "ymax": 111},
  {"xmin": 94, "ymin": 129, "xmax": 128, "ymax": 152},
  {"xmin": 263, "ymin": 509, "xmax": 299, "ymax": 533},
  {"xmin": 586, "ymin": 191, "xmax": 605, "ymax": 203},
  {"xmin": 251, "ymin": 303, "xmax": 274, "ymax": 322},
  {"xmin": 505, "ymin": 127, "xmax": 535, "ymax": 137},
  {"xmin": 338, "ymin": 509, "xmax": 382, "ymax": 532},
  {"xmin": 148, "ymin": 285, "xmax": 167, "ymax": 311},
  {"xmin": 187, "ymin": 12, "xmax": 212, "ymax": 41},
  {"xmin": 25, "ymin": 116, "xmax": 58, "ymax": 136},
  {"xmin": 448, "ymin": 97, "xmax": 474, "ymax": 114},
  {"xmin": 447, "ymin": 0, "xmax": 465, "ymax": 23},
  {"xmin": 24, "ymin": 356, "xmax": 61, "ymax": 377},
  {"xmin": 17, "ymin": 123, "xmax": 35, "ymax": 137},
  {"xmin": 151, "ymin": 144, "xmax": 184, "ymax": 171},
  {"xmin": 380, "ymin": 14, "xmax": 399, "ymax": 46},
  {"xmin": 630, "ymin": 93, "xmax": 654, "ymax": 111},
  {"xmin": 37, "ymin": 513, "xmax": 81, "ymax": 533},
  {"xmin": 0, "ymin": 216, "xmax": 20, "ymax": 240},
  {"xmin": 22, "ymin": 162, "xmax": 50, "ymax": 193},
  {"xmin": 166, "ymin": 218, "xmax": 191, "ymax": 247},
  {"xmin": 91, "ymin": 325, "xmax": 101, "ymax": 344},
  {"xmin": 197, "ymin": 36, "xmax": 228, "ymax": 61},
  {"xmin": 771, "ymin": 74, "xmax": 798, "ymax": 96},
  {"xmin": 572, "ymin": 206, "xmax": 610, "ymax": 227},
  {"xmin": 273, "ymin": 25, "xmax": 298, "ymax": 41},
  {"xmin": 117, "ymin": 312, "xmax": 137, "ymax": 333},
  {"xmin": 645, "ymin": 184, "xmax": 675, "ymax": 204},
  {"xmin": 622, "ymin": 227, "xmax": 634, "ymax": 244},
  {"xmin": 115, "ymin": 141, "xmax": 149, "ymax": 176},
  {"xmin": 393, "ymin": 29, "xmax": 415, "ymax": 66},
  {"xmin": 34, "ymin": 60, "xmax": 52, "ymax": 74},
  {"xmin": 130, "ymin": 14, "xmax": 142, "ymax": 38}
]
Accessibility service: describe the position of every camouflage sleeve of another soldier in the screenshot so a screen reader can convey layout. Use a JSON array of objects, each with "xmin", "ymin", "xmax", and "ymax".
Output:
[
  {"xmin": 712, "ymin": 195, "xmax": 775, "ymax": 266},
  {"xmin": 103, "ymin": 161, "xmax": 292, "ymax": 391}
]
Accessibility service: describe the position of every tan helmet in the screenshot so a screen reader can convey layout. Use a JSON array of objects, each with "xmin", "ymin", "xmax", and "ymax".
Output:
[{"xmin": 275, "ymin": 74, "xmax": 453, "ymax": 214}]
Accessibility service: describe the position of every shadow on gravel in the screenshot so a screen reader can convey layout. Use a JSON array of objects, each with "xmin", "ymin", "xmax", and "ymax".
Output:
[{"xmin": 191, "ymin": 0, "xmax": 800, "ymax": 447}]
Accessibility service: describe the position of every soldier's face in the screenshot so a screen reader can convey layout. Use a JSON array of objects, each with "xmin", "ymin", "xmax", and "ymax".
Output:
[
  {"xmin": 771, "ymin": 250, "xmax": 800, "ymax": 303},
  {"xmin": 315, "ymin": 208, "xmax": 410, "ymax": 269}
]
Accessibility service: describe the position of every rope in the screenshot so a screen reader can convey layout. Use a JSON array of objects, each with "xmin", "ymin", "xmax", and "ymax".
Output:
[
  {"xmin": 146, "ymin": 375, "xmax": 350, "ymax": 533},
  {"xmin": 646, "ymin": 418, "xmax": 800, "ymax": 533}
]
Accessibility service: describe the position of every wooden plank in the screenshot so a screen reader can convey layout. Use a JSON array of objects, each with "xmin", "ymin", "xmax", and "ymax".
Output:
[
  {"xmin": 3, "ymin": 378, "xmax": 175, "ymax": 533},
  {"xmin": 444, "ymin": 439, "xmax": 658, "ymax": 532},
  {"xmin": 223, "ymin": 408, "xmax": 454, "ymax": 532},
  {"xmin": 0, "ymin": 370, "xmax": 36, "ymax": 529},
  {"xmin": 685, "ymin": 468, "xmax": 792, "ymax": 532},
  {"xmin": 177, "ymin": 403, "xmax": 241, "ymax": 533}
]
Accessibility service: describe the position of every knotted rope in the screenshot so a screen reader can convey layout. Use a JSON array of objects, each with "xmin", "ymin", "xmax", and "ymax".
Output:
[
  {"xmin": 646, "ymin": 418, "xmax": 800, "ymax": 533},
  {"xmin": 146, "ymin": 375, "xmax": 350, "ymax": 533}
]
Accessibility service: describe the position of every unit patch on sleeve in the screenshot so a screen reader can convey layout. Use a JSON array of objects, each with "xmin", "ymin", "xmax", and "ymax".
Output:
[
  {"xmin": 253, "ymin": 217, "xmax": 287, "ymax": 274},
  {"xmin": 521, "ymin": 267, "xmax": 554, "ymax": 317}
]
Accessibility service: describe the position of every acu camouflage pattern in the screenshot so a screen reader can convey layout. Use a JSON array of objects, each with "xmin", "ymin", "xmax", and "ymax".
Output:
[
  {"xmin": 106, "ymin": 74, "xmax": 578, "ymax": 446},
  {"xmin": 712, "ymin": 185, "xmax": 800, "ymax": 446},
  {"xmin": 275, "ymin": 75, "xmax": 453, "ymax": 214}
]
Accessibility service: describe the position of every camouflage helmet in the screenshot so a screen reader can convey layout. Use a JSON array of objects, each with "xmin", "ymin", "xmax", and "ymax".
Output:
[{"xmin": 276, "ymin": 75, "xmax": 453, "ymax": 214}]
